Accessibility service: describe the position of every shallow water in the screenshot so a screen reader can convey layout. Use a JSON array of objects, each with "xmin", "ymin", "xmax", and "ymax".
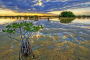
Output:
[{"xmin": 0, "ymin": 17, "xmax": 90, "ymax": 60}]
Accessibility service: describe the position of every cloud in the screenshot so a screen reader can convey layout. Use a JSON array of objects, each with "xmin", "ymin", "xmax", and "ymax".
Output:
[{"xmin": 0, "ymin": 0, "xmax": 90, "ymax": 13}]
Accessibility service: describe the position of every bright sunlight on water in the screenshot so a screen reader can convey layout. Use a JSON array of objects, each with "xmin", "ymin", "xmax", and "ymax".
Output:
[{"xmin": 0, "ymin": 17, "xmax": 90, "ymax": 60}]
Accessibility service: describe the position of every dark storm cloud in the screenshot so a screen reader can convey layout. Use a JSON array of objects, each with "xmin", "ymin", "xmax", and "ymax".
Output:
[{"xmin": 0, "ymin": 0, "xmax": 90, "ymax": 13}]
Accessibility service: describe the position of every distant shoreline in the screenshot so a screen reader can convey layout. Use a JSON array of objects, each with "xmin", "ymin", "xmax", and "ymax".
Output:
[{"xmin": 0, "ymin": 15, "xmax": 90, "ymax": 17}]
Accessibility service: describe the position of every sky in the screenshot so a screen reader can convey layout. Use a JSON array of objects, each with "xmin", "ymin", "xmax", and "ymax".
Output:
[{"xmin": 0, "ymin": 0, "xmax": 90, "ymax": 16}]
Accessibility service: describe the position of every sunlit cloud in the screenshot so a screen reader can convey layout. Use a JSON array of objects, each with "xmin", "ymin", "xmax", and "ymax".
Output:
[
  {"xmin": 0, "ymin": 9, "xmax": 53, "ymax": 16},
  {"xmin": 48, "ymin": 11, "xmax": 62, "ymax": 15},
  {"xmin": 0, "ymin": 9, "xmax": 43, "ymax": 16}
]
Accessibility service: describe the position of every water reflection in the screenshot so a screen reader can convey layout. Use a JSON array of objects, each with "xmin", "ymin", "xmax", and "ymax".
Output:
[
  {"xmin": 0, "ymin": 17, "xmax": 90, "ymax": 60},
  {"xmin": 0, "ymin": 16, "xmax": 39, "ymax": 20},
  {"xmin": 0, "ymin": 19, "xmax": 16, "ymax": 25},
  {"xmin": 30, "ymin": 32, "xmax": 90, "ymax": 60},
  {"xmin": 59, "ymin": 18, "xmax": 75, "ymax": 23},
  {"xmin": 72, "ymin": 18, "xmax": 90, "ymax": 24}
]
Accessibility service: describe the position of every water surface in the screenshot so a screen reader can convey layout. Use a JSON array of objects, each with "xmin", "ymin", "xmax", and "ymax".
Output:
[{"xmin": 0, "ymin": 17, "xmax": 90, "ymax": 60}]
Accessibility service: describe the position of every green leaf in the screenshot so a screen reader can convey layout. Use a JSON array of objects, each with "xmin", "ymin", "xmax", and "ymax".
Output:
[
  {"xmin": 6, "ymin": 25, "xmax": 12, "ymax": 28},
  {"xmin": 2, "ymin": 21, "xmax": 43, "ymax": 34},
  {"xmin": 2, "ymin": 30, "xmax": 6, "ymax": 32}
]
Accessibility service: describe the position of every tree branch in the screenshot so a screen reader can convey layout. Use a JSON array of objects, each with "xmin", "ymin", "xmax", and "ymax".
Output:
[{"xmin": 7, "ymin": 33, "xmax": 21, "ymax": 42}]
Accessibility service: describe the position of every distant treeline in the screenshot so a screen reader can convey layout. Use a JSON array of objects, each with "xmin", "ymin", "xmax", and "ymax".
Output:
[
  {"xmin": 0, "ymin": 16, "xmax": 54, "ymax": 17},
  {"xmin": 0, "ymin": 12, "xmax": 90, "ymax": 18},
  {"xmin": 0, "ymin": 15, "xmax": 90, "ymax": 18},
  {"xmin": 75, "ymin": 15, "xmax": 90, "ymax": 17},
  {"xmin": 59, "ymin": 11, "xmax": 90, "ymax": 17},
  {"xmin": 59, "ymin": 15, "xmax": 90, "ymax": 17}
]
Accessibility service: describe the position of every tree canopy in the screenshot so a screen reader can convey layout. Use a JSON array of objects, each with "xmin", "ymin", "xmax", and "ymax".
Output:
[
  {"xmin": 59, "ymin": 11, "xmax": 75, "ymax": 17},
  {"xmin": 2, "ymin": 21, "xmax": 43, "ymax": 41}
]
